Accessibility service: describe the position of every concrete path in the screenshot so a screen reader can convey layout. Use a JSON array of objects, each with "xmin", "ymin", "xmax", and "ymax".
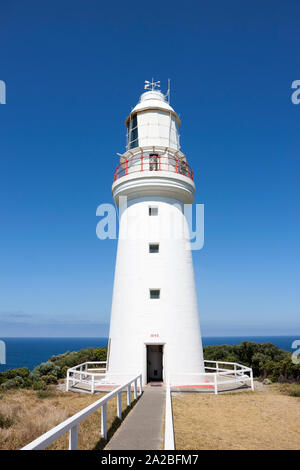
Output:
[{"xmin": 106, "ymin": 386, "xmax": 165, "ymax": 450}]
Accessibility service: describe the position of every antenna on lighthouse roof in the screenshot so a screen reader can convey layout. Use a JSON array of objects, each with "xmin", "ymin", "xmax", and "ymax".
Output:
[
  {"xmin": 144, "ymin": 78, "xmax": 160, "ymax": 91},
  {"xmin": 165, "ymin": 78, "xmax": 171, "ymax": 104}
]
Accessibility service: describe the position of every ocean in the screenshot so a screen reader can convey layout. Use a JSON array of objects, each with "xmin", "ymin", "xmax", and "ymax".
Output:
[{"xmin": 0, "ymin": 336, "xmax": 299, "ymax": 372}]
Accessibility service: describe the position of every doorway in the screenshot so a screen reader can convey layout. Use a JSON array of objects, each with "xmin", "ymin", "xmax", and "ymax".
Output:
[{"xmin": 147, "ymin": 345, "xmax": 163, "ymax": 382}]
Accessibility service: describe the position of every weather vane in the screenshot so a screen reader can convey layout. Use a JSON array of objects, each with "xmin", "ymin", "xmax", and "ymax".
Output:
[{"xmin": 144, "ymin": 78, "xmax": 160, "ymax": 91}]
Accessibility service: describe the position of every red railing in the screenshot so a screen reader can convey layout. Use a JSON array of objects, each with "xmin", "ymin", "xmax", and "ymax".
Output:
[{"xmin": 113, "ymin": 154, "xmax": 193, "ymax": 182}]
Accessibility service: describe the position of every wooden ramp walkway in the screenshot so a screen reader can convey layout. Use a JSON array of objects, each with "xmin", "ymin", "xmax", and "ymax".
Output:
[{"xmin": 106, "ymin": 386, "xmax": 165, "ymax": 450}]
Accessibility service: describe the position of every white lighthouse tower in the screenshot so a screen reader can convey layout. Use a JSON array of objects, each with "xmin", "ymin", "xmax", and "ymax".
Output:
[{"xmin": 107, "ymin": 80, "xmax": 204, "ymax": 385}]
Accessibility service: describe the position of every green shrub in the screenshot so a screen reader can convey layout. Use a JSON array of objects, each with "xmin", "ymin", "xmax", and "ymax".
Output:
[
  {"xmin": 31, "ymin": 361, "xmax": 60, "ymax": 380},
  {"xmin": 0, "ymin": 367, "xmax": 30, "ymax": 385},
  {"xmin": 22, "ymin": 377, "xmax": 34, "ymax": 388},
  {"xmin": 50, "ymin": 347, "xmax": 107, "ymax": 377},
  {"xmin": 287, "ymin": 385, "xmax": 300, "ymax": 397},
  {"xmin": 203, "ymin": 341, "xmax": 300, "ymax": 382},
  {"xmin": 0, "ymin": 376, "xmax": 24, "ymax": 390},
  {"xmin": 32, "ymin": 380, "xmax": 47, "ymax": 391},
  {"xmin": 41, "ymin": 374, "xmax": 58, "ymax": 385},
  {"xmin": 0, "ymin": 413, "xmax": 13, "ymax": 429},
  {"xmin": 36, "ymin": 390, "xmax": 56, "ymax": 399},
  {"xmin": 61, "ymin": 365, "xmax": 69, "ymax": 378}
]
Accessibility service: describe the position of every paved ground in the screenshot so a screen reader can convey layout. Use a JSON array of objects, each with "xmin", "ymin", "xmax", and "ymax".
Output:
[{"xmin": 105, "ymin": 386, "xmax": 165, "ymax": 450}]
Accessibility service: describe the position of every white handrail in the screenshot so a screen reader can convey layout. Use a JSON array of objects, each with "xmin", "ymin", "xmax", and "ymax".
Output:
[
  {"xmin": 164, "ymin": 380, "xmax": 175, "ymax": 450},
  {"xmin": 67, "ymin": 370, "xmax": 106, "ymax": 378},
  {"xmin": 204, "ymin": 360, "xmax": 252, "ymax": 371},
  {"xmin": 21, "ymin": 373, "xmax": 142, "ymax": 450},
  {"xmin": 67, "ymin": 361, "xmax": 107, "ymax": 372},
  {"xmin": 169, "ymin": 360, "xmax": 254, "ymax": 393},
  {"xmin": 66, "ymin": 362, "xmax": 108, "ymax": 393}
]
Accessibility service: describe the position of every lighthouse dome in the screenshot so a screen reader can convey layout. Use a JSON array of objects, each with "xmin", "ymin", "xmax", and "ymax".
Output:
[{"xmin": 131, "ymin": 89, "xmax": 176, "ymax": 114}]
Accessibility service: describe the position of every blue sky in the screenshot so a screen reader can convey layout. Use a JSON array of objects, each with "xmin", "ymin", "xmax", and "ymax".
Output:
[{"xmin": 0, "ymin": 0, "xmax": 299, "ymax": 337}]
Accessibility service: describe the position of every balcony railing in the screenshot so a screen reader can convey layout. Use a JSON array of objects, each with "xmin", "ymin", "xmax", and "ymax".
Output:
[{"xmin": 113, "ymin": 154, "xmax": 193, "ymax": 182}]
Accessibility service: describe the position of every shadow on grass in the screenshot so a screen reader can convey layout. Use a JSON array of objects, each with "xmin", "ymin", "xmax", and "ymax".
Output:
[{"xmin": 92, "ymin": 395, "xmax": 141, "ymax": 450}]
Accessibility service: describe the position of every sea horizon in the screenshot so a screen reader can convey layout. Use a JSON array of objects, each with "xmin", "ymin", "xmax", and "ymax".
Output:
[
  {"xmin": 0, "ymin": 335, "xmax": 299, "ymax": 372},
  {"xmin": 1, "ymin": 334, "xmax": 299, "ymax": 338}
]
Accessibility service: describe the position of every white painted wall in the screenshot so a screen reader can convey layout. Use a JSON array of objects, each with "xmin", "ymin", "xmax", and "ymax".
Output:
[{"xmin": 107, "ymin": 197, "xmax": 205, "ymax": 384}]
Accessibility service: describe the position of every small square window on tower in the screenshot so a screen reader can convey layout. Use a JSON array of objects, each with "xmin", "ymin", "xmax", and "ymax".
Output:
[
  {"xmin": 149, "ymin": 206, "xmax": 158, "ymax": 216},
  {"xmin": 150, "ymin": 289, "xmax": 160, "ymax": 299},
  {"xmin": 149, "ymin": 243, "xmax": 159, "ymax": 253}
]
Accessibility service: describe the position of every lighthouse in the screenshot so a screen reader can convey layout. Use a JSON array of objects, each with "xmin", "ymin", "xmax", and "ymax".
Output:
[{"xmin": 107, "ymin": 80, "xmax": 205, "ymax": 385}]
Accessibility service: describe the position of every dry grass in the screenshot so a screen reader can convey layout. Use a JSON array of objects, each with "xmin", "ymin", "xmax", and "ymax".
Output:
[
  {"xmin": 276, "ymin": 383, "xmax": 300, "ymax": 397},
  {"xmin": 0, "ymin": 388, "xmax": 136, "ymax": 450},
  {"xmin": 172, "ymin": 385, "xmax": 300, "ymax": 450}
]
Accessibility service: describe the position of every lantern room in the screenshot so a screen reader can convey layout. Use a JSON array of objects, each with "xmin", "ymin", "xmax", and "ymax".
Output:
[{"xmin": 125, "ymin": 89, "xmax": 181, "ymax": 151}]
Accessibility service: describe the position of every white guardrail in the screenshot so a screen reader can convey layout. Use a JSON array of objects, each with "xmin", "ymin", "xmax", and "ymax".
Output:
[
  {"xmin": 164, "ymin": 380, "xmax": 175, "ymax": 450},
  {"xmin": 21, "ymin": 373, "xmax": 142, "ymax": 450},
  {"xmin": 205, "ymin": 360, "xmax": 254, "ymax": 393},
  {"xmin": 66, "ymin": 361, "xmax": 107, "ymax": 393},
  {"xmin": 170, "ymin": 360, "xmax": 254, "ymax": 394}
]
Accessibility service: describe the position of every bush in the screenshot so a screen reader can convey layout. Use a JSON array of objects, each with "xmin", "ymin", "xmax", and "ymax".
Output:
[
  {"xmin": 0, "ymin": 376, "xmax": 25, "ymax": 390},
  {"xmin": 0, "ymin": 367, "xmax": 30, "ymax": 385},
  {"xmin": 22, "ymin": 377, "xmax": 34, "ymax": 388},
  {"xmin": 50, "ymin": 347, "xmax": 107, "ymax": 377},
  {"xmin": 0, "ymin": 413, "xmax": 13, "ymax": 429},
  {"xmin": 41, "ymin": 374, "xmax": 58, "ymax": 385},
  {"xmin": 203, "ymin": 341, "xmax": 300, "ymax": 382},
  {"xmin": 286, "ymin": 385, "xmax": 300, "ymax": 397},
  {"xmin": 32, "ymin": 380, "xmax": 47, "ymax": 391},
  {"xmin": 36, "ymin": 390, "xmax": 56, "ymax": 399},
  {"xmin": 31, "ymin": 361, "xmax": 60, "ymax": 380},
  {"xmin": 61, "ymin": 365, "xmax": 69, "ymax": 378}
]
